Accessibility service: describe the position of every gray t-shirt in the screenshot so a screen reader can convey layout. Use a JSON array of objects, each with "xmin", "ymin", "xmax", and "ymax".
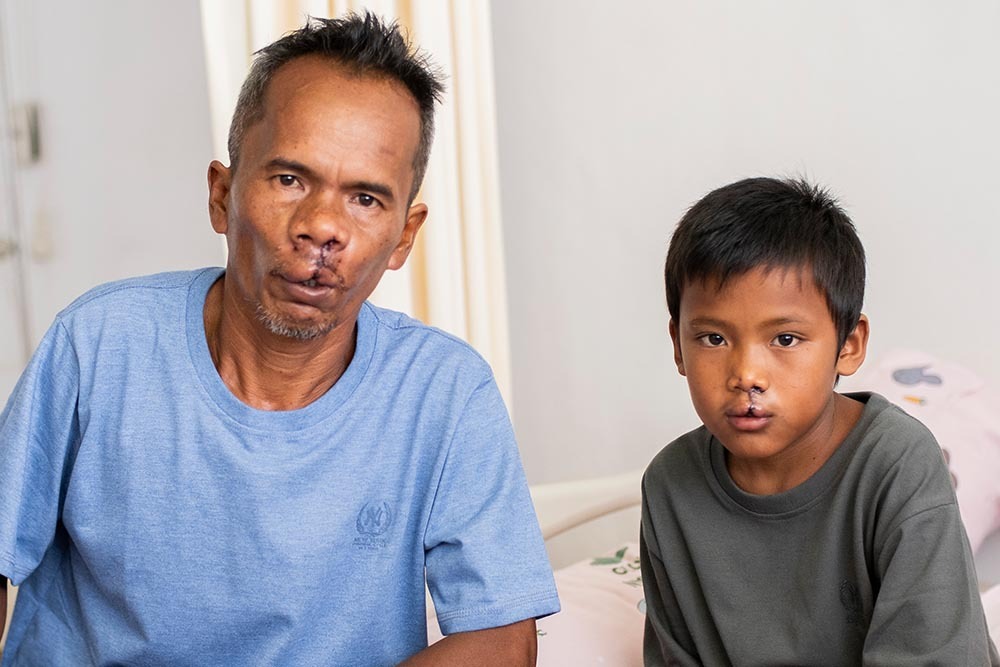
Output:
[{"xmin": 640, "ymin": 392, "xmax": 998, "ymax": 665}]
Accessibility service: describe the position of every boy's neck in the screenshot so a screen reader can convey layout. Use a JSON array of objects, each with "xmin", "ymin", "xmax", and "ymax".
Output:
[{"xmin": 725, "ymin": 393, "xmax": 865, "ymax": 495}]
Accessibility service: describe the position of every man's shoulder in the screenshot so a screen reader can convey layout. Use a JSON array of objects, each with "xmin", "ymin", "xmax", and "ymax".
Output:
[
  {"xmin": 361, "ymin": 301, "xmax": 493, "ymax": 377},
  {"xmin": 58, "ymin": 268, "xmax": 214, "ymax": 322}
]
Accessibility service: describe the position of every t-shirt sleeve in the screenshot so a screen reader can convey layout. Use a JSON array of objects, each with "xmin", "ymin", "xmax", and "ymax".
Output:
[
  {"xmin": 864, "ymin": 443, "xmax": 1000, "ymax": 665},
  {"xmin": 640, "ymin": 475, "xmax": 702, "ymax": 667},
  {"xmin": 423, "ymin": 375, "xmax": 559, "ymax": 635},
  {"xmin": 0, "ymin": 320, "xmax": 81, "ymax": 585}
]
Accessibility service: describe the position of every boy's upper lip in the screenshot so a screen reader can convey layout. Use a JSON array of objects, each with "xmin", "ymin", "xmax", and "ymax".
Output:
[{"xmin": 725, "ymin": 404, "xmax": 773, "ymax": 419}]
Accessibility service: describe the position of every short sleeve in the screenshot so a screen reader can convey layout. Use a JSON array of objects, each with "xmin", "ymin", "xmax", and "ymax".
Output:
[
  {"xmin": 863, "ymin": 424, "xmax": 1000, "ymax": 665},
  {"xmin": 423, "ymin": 376, "xmax": 560, "ymax": 635},
  {"xmin": 0, "ymin": 320, "xmax": 81, "ymax": 585},
  {"xmin": 639, "ymin": 475, "xmax": 702, "ymax": 667},
  {"xmin": 864, "ymin": 501, "xmax": 999, "ymax": 664}
]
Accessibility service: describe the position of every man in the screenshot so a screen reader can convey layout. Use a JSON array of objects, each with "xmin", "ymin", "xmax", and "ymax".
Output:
[{"xmin": 0, "ymin": 13, "xmax": 558, "ymax": 665}]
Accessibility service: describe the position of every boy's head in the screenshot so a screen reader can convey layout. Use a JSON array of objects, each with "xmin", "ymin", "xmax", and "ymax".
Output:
[
  {"xmin": 664, "ymin": 177, "xmax": 870, "ymax": 491},
  {"xmin": 664, "ymin": 177, "xmax": 865, "ymax": 350}
]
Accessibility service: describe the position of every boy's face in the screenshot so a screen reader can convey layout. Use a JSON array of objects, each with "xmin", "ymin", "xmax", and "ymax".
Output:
[{"xmin": 670, "ymin": 265, "xmax": 868, "ymax": 490}]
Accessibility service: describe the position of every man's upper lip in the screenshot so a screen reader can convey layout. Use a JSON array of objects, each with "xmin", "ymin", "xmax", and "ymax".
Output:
[{"xmin": 278, "ymin": 271, "xmax": 335, "ymax": 289}]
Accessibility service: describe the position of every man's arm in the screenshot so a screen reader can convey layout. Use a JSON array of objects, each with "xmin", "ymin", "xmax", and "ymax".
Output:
[
  {"xmin": 1, "ymin": 574, "xmax": 7, "ymax": 638},
  {"xmin": 400, "ymin": 619, "xmax": 536, "ymax": 666}
]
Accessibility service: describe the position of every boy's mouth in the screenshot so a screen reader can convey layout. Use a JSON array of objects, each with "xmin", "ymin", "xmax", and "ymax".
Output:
[
  {"xmin": 726, "ymin": 411, "xmax": 771, "ymax": 431},
  {"xmin": 725, "ymin": 401, "xmax": 773, "ymax": 431}
]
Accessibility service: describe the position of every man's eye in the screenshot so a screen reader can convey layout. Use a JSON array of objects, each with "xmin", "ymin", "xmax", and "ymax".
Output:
[
  {"xmin": 277, "ymin": 174, "xmax": 298, "ymax": 187},
  {"xmin": 356, "ymin": 193, "xmax": 377, "ymax": 207},
  {"xmin": 699, "ymin": 334, "xmax": 725, "ymax": 347},
  {"xmin": 774, "ymin": 334, "xmax": 798, "ymax": 347}
]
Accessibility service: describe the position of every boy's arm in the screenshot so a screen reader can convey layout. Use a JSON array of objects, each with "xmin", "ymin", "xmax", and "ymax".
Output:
[
  {"xmin": 639, "ymin": 491, "xmax": 702, "ymax": 667},
  {"xmin": 399, "ymin": 619, "xmax": 536, "ymax": 666},
  {"xmin": 864, "ymin": 502, "xmax": 998, "ymax": 664}
]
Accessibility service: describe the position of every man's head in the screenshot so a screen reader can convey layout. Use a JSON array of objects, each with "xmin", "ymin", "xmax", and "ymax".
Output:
[
  {"xmin": 664, "ymin": 177, "xmax": 866, "ymax": 349},
  {"xmin": 207, "ymin": 14, "xmax": 444, "ymax": 343},
  {"xmin": 228, "ymin": 13, "xmax": 444, "ymax": 203}
]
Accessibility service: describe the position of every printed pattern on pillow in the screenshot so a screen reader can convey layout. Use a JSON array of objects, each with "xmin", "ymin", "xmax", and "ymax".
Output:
[
  {"xmin": 841, "ymin": 348, "xmax": 1000, "ymax": 552},
  {"xmin": 426, "ymin": 543, "xmax": 646, "ymax": 666},
  {"xmin": 535, "ymin": 543, "xmax": 645, "ymax": 666}
]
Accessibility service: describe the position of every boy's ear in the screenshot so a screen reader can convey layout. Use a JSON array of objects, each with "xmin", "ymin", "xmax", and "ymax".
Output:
[
  {"xmin": 835, "ymin": 314, "xmax": 870, "ymax": 377},
  {"xmin": 668, "ymin": 319, "xmax": 686, "ymax": 376}
]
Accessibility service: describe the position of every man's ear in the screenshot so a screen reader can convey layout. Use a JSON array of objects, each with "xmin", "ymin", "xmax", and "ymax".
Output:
[
  {"xmin": 835, "ymin": 313, "xmax": 870, "ymax": 377},
  {"xmin": 207, "ymin": 160, "xmax": 232, "ymax": 235},
  {"xmin": 387, "ymin": 202, "xmax": 428, "ymax": 271},
  {"xmin": 668, "ymin": 319, "xmax": 686, "ymax": 376}
]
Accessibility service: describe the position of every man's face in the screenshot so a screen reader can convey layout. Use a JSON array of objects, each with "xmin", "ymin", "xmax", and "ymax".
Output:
[
  {"xmin": 208, "ymin": 56, "xmax": 426, "ymax": 340},
  {"xmin": 670, "ymin": 265, "xmax": 866, "ymax": 476}
]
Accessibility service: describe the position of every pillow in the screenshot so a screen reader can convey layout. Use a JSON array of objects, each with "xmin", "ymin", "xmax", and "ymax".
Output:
[
  {"xmin": 536, "ymin": 542, "xmax": 645, "ymax": 665},
  {"xmin": 981, "ymin": 584, "xmax": 1000, "ymax": 645},
  {"xmin": 427, "ymin": 543, "xmax": 646, "ymax": 665},
  {"xmin": 841, "ymin": 348, "xmax": 1000, "ymax": 552}
]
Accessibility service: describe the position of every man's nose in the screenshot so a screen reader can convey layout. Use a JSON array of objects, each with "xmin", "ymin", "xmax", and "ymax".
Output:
[
  {"xmin": 290, "ymin": 195, "xmax": 349, "ymax": 252},
  {"xmin": 728, "ymin": 346, "xmax": 768, "ymax": 393}
]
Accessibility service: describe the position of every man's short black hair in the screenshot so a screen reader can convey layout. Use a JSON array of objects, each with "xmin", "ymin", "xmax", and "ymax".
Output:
[
  {"xmin": 664, "ymin": 177, "xmax": 866, "ymax": 348},
  {"xmin": 227, "ymin": 12, "xmax": 445, "ymax": 202}
]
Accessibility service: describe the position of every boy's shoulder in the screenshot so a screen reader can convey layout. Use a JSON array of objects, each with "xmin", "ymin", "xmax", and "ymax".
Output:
[
  {"xmin": 847, "ymin": 392, "xmax": 955, "ymax": 507},
  {"xmin": 848, "ymin": 392, "xmax": 943, "ymax": 470},
  {"xmin": 643, "ymin": 425, "xmax": 713, "ymax": 491}
]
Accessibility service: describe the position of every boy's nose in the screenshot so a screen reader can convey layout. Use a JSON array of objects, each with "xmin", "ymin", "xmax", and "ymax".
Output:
[{"xmin": 728, "ymin": 350, "xmax": 769, "ymax": 393}]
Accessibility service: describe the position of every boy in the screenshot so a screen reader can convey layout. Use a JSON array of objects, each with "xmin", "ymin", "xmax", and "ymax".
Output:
[{"xmin": 640, "ymin": 177, "xmax": 998, "ymax": 665}]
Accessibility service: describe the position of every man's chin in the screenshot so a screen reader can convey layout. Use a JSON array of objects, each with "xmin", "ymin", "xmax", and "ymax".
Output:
[{"xmin": 254, "ymin": 305, "xmax": 335, "ymax": 341}]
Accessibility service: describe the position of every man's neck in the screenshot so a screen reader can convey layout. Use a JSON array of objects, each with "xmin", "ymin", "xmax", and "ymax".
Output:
[{"xmin": 202, "ymin": 276, "xmax": 357, "ymax": 411}]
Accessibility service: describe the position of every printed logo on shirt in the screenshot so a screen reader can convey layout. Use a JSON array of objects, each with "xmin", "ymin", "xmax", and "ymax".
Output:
[
  {"xmin": 354, "ymin": 500, "xmax": 393, "ymax": 550},
  {"xmin": 839, "ymin": 579, "xmax": 864, "ymax": 627}
]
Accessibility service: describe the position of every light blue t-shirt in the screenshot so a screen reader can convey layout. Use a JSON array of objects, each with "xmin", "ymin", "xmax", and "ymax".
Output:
[{"xmin": 0, "ymin": 268, "xmax": 559, "ymax": 666}]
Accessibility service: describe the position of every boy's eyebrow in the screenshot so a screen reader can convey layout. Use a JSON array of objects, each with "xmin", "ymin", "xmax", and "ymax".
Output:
[
  {"xmin": 686, "ymin": 316, "xmax": 809, "ymax": 328},
  {"xmin": 687, "ymin": 317, "xmax": 731, "ymax": 329}
]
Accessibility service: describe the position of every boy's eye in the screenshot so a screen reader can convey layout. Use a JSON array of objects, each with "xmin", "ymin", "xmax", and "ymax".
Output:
[
  {"xmin": 774, "ymin": 334, "xmax": 799, "ymax": 347},
  {"xmin": 699, "ymin": 333, "xmax": 726, "ymax": 347}
]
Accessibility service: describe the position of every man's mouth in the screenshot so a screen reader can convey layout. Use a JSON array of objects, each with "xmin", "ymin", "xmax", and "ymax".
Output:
[{"xmin": 276, "ymin": 269, "xmax": 339, "ymax": 291}]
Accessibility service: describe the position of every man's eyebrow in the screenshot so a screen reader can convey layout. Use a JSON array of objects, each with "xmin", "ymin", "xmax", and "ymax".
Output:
[
  {"xmin": 265, "ymin": 157, "xmax": 316, "ymax": 177},
  {"xmin": 345, "ymin": 180, "xmax": 396, "ymax": 203}
]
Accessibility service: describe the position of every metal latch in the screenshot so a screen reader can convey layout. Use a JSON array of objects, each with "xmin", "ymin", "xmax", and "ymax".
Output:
[{"xmin": 0, "ymin": 237, "xmax": 18, "ymax": 259}]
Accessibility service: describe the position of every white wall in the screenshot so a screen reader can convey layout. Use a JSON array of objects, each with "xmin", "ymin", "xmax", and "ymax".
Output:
[
  {"xmin": 491, "ymin": 1, "xmax": 1000, "ymax": 485},
  {"xmin": 0, "ymin": 0, "xmax": 224, "ymax": 403}
]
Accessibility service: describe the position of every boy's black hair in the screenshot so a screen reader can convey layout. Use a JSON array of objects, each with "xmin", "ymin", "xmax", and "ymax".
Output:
[
  {"xmin": 227, "ymin": 12, "xmax": 445, "ymax": 202},
  {"xmin": 664, "ymin": 177, "xmax": 866, "ymax": 348}
]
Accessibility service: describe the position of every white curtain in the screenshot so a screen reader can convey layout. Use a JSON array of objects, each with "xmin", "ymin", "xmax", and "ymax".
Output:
[{"xmin": 200, "ymin": 0, "xmax": 514, "ymax": 406}]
